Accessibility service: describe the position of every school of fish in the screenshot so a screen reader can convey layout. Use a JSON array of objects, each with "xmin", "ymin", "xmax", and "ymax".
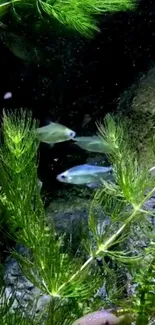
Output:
[{"xmin": 36, "ymin": 121, "xmax": 114, "ymax": 187}]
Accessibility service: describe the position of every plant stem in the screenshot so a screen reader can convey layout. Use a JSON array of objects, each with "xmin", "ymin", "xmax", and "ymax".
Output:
[
  {"xmin": 57, "ymin": 186, "xmax": 155, "ymax": 295},
  {"xmin": 0, "ymin": 0, "xmax": 21, "ymax": 8},
  {"xmin": 57, "ymin": 256, "xmax": 93, "ymax": 293},
  {"xmin": 140, "ymin": 186, "xmax": 155, "ymax": 208}
]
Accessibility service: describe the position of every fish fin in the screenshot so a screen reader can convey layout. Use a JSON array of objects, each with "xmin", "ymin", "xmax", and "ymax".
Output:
[
  {"xmin": 45, "ymin": 121, "xmax": 53, "ymax": 126},
  {"xmin": 39, "ymin": 119, "xmax": 54, "ymax": 127},
  {"xmin": 86, "ymin": 182, "xmax": 100, "ymax": 189},
  {"xmin": 42, "ymin": 142, "xmax": 54, "ymax": 148},
  {"xmin": 39, "ymin": 141, "xmax": 54, "ymax": 148}
]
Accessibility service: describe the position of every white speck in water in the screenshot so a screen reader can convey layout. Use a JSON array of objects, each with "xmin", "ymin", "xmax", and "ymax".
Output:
[{"xmin": 3, "ymin": 92, "xmax": 12, "ymax": 99}]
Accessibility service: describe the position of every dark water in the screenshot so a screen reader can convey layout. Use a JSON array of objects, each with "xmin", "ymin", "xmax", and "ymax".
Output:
[{"xmin": 0, "ymin": 0, "xmax": 155, "ymax": 197}]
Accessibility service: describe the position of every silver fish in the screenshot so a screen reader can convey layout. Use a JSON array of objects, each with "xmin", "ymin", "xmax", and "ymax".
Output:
[
  {"xmin": 4, "ymin": 91, "xmax": 12, "ymax": 99},
  {"xmin": 36, "ymin": 122, "xmax": 76, "ymax": 145},
  {"xmin": 73, "ymin": 136, "xmax": 112, "ymax": 154},
  {"xmin": 56, "ymin": 164, "xmax": 113, "ymax": 185}
]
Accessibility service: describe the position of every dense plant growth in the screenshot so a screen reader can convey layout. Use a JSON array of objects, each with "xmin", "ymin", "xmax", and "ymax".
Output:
[{"xmin": 0, "ymin": 110, "xmax": 155, "ymax": 324}]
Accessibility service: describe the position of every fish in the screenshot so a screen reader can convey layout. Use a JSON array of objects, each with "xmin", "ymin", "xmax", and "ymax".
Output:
[
  {"xmin": 56, "ymin": 164, "xmax": 113, "ymax": 186},
  {"xmin": 3, "ymin": 92, "xmax": 12, "ymax": 99},
  {"xmin": 0, "ymin": 31, "xmax": 41, "ymax": 63},
  {"xmin": 72, "ymin": 310, "xmax": 122, "ymax": 325},
  {"xmin": 36, "ymin": 122, "xmax": 76, "ymax": 145},
  {"xmin": 73, "ymin": 136, "xmax": 113, "ymax": 154}
]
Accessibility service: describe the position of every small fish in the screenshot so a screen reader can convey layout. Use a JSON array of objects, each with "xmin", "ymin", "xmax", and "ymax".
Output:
[
  {"xmin": 73, "ymin": 136, "xmax": 113, "ymax": 154},
  {"xmin": 36, "ymin": 122, "xmax": 76, "ymax": 145},
  {"xmin": 56, "ymin": 164, "xmax": 113, "ymax": 185},
  {"xmin": 3, "ymin": 92, "xmax": 12, "ymax": 99},
  {"xmin": 72, "ymin": 310, "xmax": 121, "ymax": 325}
]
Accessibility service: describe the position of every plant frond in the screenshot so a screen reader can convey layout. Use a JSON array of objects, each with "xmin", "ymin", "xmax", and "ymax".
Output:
[
  {"xmin": 96, "ymin": 114, "xmax": 151, "ymax": 209},
  {"xmin": 13, "ymin": 228, "xmax": 103, "ymax": 300},
  {"xmin": 0, "ymin": 0, "xmax": 137, "ymax": 37},
  {"xmin": 41, "ymin": 298, "xmax": 76, "ymax": 325},
  {"xmin": 38, "ymin": 0, "xmax": 100, "ymax": 38}
]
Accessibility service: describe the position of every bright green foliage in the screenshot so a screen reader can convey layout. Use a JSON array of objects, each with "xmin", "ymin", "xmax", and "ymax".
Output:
[
  {"xmin": 1, "ymin": 110, "xmax": 155, "ymax": 324},
  {"xmin": 96, "ymin": 114, "xmax": 151, "ymax": 208},
  {"xmin": 0, "ymin": 109, "xmax": 105, "ymax": 324},
  {"xmin": 93, "ymin": 114, "xmax": 155, "ymax": 323},
  {"xmin": 0, "ymin": 109, "xmax": 43, "ymax": 238},
  {"xmin": 130, "ymin": 242, "xmax": 155, "ymax": 325},
  {"xmin": 0, "ymin": 0, "xmax": 137, "ymax": 37}
]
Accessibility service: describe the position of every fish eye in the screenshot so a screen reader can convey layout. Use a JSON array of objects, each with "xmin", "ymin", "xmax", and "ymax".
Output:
[
  {"xmin": 61, "ymin": 174, "xmax": 66, "ymax": 179},
  {"xmin": 69, "ymin": 131, "xmax": 75, "ymax": 138}
]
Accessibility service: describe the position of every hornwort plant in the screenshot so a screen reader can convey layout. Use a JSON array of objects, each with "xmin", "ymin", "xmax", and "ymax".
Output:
[{"xmin": 0, "ymin": 109, "xmax": 155, "ymax": 324}]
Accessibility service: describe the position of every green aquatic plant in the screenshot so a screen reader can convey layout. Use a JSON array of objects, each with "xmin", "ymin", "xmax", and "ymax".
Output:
[
  {"xmin": 92, "ymin": 114, "xmax": 155, "ymax": 323},
  {"xmin": 131, "ymin": 245, "xmax": 155, "ymax": 325},
  {"xmin": 0, "ymin": 109, "xmax": 42, "ymax": 237},
  {"xmin": 0, "ymin": 0, "xmax": 137, "ymax": 37},
  {"xmin": 1, "ymin": 109, "xmax": 155, "ymax": 324}
]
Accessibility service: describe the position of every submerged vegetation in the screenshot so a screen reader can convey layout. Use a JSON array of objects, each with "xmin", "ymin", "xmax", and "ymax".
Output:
[
  {"xmin": 0, "ymin": 109, "xmax": 155, "ymax": 324},
  {"xmin": 0, "ymin": 0, "xmax": 137, "ymax": 37}
]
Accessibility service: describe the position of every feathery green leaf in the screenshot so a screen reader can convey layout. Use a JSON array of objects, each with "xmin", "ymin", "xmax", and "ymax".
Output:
[{"xmin": 0, "ymin": 0, "xmax": 137, "ymax": 37}]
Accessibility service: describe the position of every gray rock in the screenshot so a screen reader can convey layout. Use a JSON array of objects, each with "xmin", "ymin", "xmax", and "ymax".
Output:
[{"xmin": 3, "ymin": 254, "xmax": 51, "ymax": 317}]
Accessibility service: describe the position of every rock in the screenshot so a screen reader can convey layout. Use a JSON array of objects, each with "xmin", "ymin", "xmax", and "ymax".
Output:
[
  {"xmin": 46, "ymin": 196, "xmax": 111, "ymax": 247},
  {"xmin": 117, "ymin": 65, "xmax": 155, "ymax": 115},
  {"xmin": 3, "ymin": 249, "xmax": 52, "ymax": 317},
  {"xmin": 117, "ymin": 65, "xmax": 155, "ymax": 169}
]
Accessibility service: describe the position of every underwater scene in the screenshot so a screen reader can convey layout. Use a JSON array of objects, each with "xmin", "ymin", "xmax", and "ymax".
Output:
[{"xmin": 1, "ymin": 0, "xmax": 155, "ymax": 324}]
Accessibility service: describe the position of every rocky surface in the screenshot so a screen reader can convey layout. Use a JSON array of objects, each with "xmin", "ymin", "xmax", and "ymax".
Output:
[{"xmin": 3, "ymin": 245, "xmax": 51, "ymax": 317}]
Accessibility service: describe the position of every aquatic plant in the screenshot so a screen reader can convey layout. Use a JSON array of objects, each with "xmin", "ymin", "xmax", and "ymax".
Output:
[
  {"xmin": 93, "ymin": 114, "xmax": 155, "ymax": 324},
  {"xmin": 1, "ymin": 109, "xmax": 155, "ymax": 324},
  {"xmin": 0, "ymin": 0, "xmax": 137, "ymax": 37}
]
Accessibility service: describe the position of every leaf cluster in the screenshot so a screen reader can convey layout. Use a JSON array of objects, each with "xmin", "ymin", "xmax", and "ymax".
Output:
[{"xmin": 0, "ymin": 0, "xmax": 137, "ymax": 37}]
